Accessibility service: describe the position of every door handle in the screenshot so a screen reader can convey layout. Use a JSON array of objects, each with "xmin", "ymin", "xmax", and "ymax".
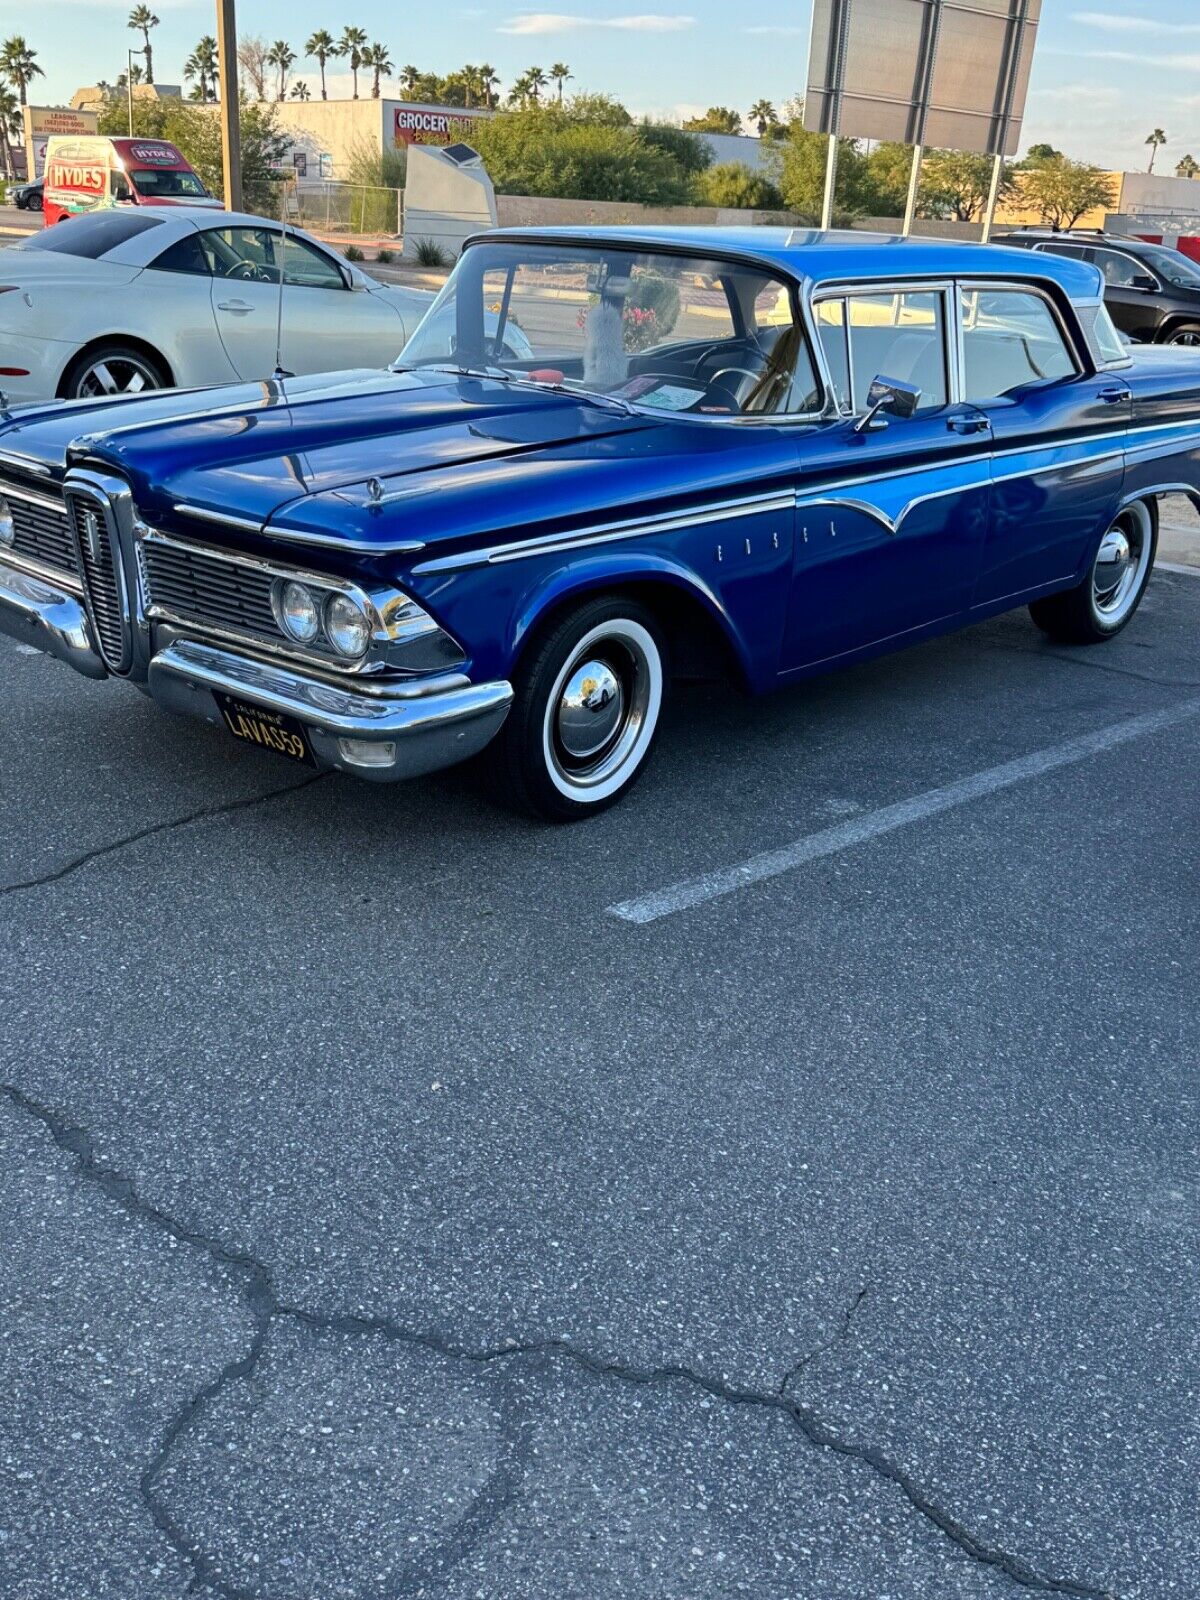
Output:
[
  {"xmin": 1099, "ymin": 385, "xmax": 1132, "ymax": 405},
  {"xmin": 216, "ymin": 299, "xmax": 253, "ymax": 314},
  {"xmin": 948, "ymin": 415, "xmax": 990, "ymax": 435}
]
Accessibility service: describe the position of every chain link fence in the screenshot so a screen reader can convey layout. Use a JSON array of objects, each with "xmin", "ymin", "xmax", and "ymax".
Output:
[{"xmin": 276, "ymin": 179, "xmax": 404, "ymax": 239}]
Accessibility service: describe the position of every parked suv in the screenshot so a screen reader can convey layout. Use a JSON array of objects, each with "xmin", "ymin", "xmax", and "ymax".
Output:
[{"xmin": 1000, "ymin": 228, "xmax": 1200, "ymax": 346}]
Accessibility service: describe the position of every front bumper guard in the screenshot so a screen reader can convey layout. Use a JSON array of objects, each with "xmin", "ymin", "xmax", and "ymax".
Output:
[{"xmin": 0, "ymin": 559, "xmax": 512, "ymax": 783}]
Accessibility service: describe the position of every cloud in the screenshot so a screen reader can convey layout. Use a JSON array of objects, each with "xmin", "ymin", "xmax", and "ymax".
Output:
[
  {"xmin": 1070, "ymin": 11, "xmax": 1200, "ymax": 36},
  {"xmin": 1082, "ymin": 49, "xmax": 1200, "ymax": 71},
  {"xmin": 498, "ymin": 12, "xmax": 694, "ymax": 34}
]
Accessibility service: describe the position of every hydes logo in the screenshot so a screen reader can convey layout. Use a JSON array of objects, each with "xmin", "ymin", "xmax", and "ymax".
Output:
[{"xmin": 81, "ymin": 507, "xmax": 104, "ymax": 565}]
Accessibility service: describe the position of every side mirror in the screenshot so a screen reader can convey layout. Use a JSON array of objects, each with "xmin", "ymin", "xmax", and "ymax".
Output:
[
  {"xmin": 1130, "ymin": 273, "xmax": 1158, "ymax": 293},
  {"xmin": 113, "ymin": 184, "xmax": 132, "ymax": 204},
  {"xmin": 854, "ymin": 374, "xmax": 922, "ymax": 434}
]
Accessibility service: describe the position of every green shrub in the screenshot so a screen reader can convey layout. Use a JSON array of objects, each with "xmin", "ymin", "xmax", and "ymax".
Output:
[
  {"xmin": 636, "ymin": 120, "xmax": 713, "ymax": 177},
  {"xmin": 376, "ymin": 247, "xmax": 395, "ymax": 264},
  {"xmin": 628, "ymin": 272, "xmax": 680, "ymax": 336},
  {"xmin": 466, "ymin": 106, "xmax": 695, "ymax": 206},
  {"xmin": 695, "ymin": 162, "xmax": 783, "ymax": 211},
  {"xmin": 344, "ymin": 244, "xmax": 365, "ymax": 261},
  {"xmin": 413, "ymin": 237, "xmax": 450, "ymax": 267}
]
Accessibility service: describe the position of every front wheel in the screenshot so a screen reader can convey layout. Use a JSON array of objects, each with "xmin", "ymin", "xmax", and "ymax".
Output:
[
  {"xmin": 61, "ymin": 342, "xmax": 170, "ymax": 400},
  {"xmin": 486, "ymin": 596, "xmax": 667, "ymax": 821},
  {"xmin": 1163, "ymin": 323, "xmax": 1200, "ymax": 347},
  {"xmin": 1028, "ymin": 500, "xmax": 1157, "ymax": 644}
]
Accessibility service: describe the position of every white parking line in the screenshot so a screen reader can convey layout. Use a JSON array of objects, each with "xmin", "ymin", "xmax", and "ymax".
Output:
[
  {"xmin": 608, "ymin": 699, "xmax": 1200, "ymax": 925},
  {"xmin": 1157, "ymin": 560, "xmax": 1200, "ymax": 578}
]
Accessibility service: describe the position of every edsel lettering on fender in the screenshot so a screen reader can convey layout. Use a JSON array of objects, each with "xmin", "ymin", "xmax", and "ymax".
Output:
[{"xmin": 1, "ymin": 228, "xmax": 1196, "ymax": 821}]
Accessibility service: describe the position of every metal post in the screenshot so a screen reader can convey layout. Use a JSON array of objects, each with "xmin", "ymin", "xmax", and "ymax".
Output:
[
  {"xmin": 980, "ymin": 153, "xmax": 1004, "ymax": 243},
  {"xmin": 215, "ymin": 0, "xmax": 243, "ymax": 212},
  {"xmin": 126, "ymin": 50, "xmax": 136, "ymax": 136},
  {"xmin": 902, "ymin": 144, "xmax": 923, "ymax": 236},
  {"xmin": 821, "ymin": 134, "xmax": 839, "ymax": 231}
]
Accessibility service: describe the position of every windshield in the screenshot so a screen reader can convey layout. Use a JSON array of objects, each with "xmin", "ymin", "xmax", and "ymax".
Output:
[
  {"xmin": 130, "ymin": 167, "xmax": 208, "ymax": 198},
  {"xmin": 399, "ymin": 242, "xmax": 822, "ymax": 419},
  {"xmin": 1138, "ymin": 245, "xmax": 1200, "ymax": 288}
]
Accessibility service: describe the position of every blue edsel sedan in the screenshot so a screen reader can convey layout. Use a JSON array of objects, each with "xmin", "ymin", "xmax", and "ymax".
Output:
[{"xmin": 1, "ymin": 227, "xmax": 1197, "ymax": 819}]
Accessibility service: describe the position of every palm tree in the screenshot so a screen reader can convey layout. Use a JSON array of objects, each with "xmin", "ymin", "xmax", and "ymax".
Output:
[
  {"xmin": 266, "ymin": 39, "xmax": 296, "ymax": 101},
  {"xmin": 399, "ymin": 63, "xmax": 421, "ymax": 99},
  {"xmin": 748, "ymin": 98, "xmax": 777, "ymax": 137},
  {"xmin": 507, "ymin": 71, "xmax": 531, "ymax": 108},
  {"xmin": 479, "ymin": 63, "xmax": 499, "ymax": 109},
  {"xmin": 0, "ymin": 83, "xmax": 20, "ymax": 180},
  {"xmin": 363, "ymin": 42, "xmax": 392, "ymax": 99},
  {"xmin": 183, "ymin": 36, "xmax": 218, "ymax": 102},
  {"xmin": 304, "ymin": 30, "xmax": 338, "ymax": 101},
  {"xmin": 1146, "ymin": 127, "xmax": 1167, "ymax": 174},
  {"xmin": 0, "ymin": 37, "xmax": 44, "ymax": 107},
  {"xmin": 339, "ymin": 27, "xmax": 369, "ymax": 98},
  {"xmin": 550, "ymin": 61, "xmax": 571, "ymax": 103},
  {"xmin": 291, "ymin": 80, "xmax": 311, "ymax": 100},
  {"xmin": 1176, "ymin": 154, "xmax": 1199, "ymax": 179},
  {"xmin": 525, "ymin": 65, "xmax": 547, "ymax": 103},
  {"xmin": 127, "ymin": 6, "xmax": 159, "ymax": 84}
]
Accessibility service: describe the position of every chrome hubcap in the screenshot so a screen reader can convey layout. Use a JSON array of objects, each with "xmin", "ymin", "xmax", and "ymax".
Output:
[
  {"xmin": 1092, "ymin": 504, "xmax": 1151, "ymax": 624},
  {"xmin": 1170, "ymin": 329, "xmax": 1200, "ymax": 346},
  {"xmin": 557, "ymin": 658, "xmax": 625, "ymax": 760},
  {"xmin": 542, "ymin": 619, "xmax": 663, "ymax": 802},
  {"xmin": 76, "ymin": 357, "xmax": 160, "ymax": 398}
]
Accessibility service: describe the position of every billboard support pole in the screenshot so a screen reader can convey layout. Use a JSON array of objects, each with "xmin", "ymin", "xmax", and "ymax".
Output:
[
  {"xmin": 980, "ymin": 154, "xmax": 1004, "ymax": 243},
  {"xmin": 902, "ymin": 144, "xmax": 923, "ymax": 236},
  {"xmin": 216, "ymin": 0, "xmax": 243, "ymax": 212},
  {"xmin": 821, "ymin": 135, "xmax": 839, "ymax": 231}
]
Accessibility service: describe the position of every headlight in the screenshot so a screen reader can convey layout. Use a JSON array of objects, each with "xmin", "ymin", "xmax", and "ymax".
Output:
[
  {"xmin": 0, "ymin": 493, "xmax": 13, "ymax": 548},
  {"xmin": 274, "ymin": 579, "xmax": 320, "ymax": 644},
  {"xmin": 324, "ymin": 592, "xmax": 371, "ymax": 658}
]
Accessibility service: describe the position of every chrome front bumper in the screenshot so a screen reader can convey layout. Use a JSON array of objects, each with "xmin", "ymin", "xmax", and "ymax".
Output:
[{"xmin": 0, "ymin": 561, "xmax": 512, "ymax": 783}]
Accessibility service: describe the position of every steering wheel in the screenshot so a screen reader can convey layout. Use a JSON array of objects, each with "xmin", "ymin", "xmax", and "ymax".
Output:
[{"xmin": 226, "ymin": 261, "xmax": 272, "ymax": 283}]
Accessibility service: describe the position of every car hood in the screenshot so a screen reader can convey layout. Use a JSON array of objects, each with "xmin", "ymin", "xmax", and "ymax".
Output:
[{"xmin": 53, "ymin": 367, "xmax": 658, "ymax": 526}]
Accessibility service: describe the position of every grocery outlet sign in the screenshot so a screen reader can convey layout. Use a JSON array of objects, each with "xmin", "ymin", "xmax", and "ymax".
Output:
[{"xmin": 393, "ymin": 104, "xmax": 487, "ymax": 146}]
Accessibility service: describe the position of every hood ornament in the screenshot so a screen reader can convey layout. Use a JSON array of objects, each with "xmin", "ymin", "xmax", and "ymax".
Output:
[{"xmin": 367, "ymin": 477, "xmax": 384, "ymax": 506}]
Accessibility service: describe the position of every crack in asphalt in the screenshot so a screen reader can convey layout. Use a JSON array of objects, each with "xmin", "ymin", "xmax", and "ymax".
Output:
[
  {"xmin": 778, "ymin": 1284, "xmax": 870, "ymax": 1397},
  {"xmin": 0, "ymin": 774, "xmax": 331, "ymax": 898},
  {"xmin": 982, "ymin": 639, "xmax": 1200, "ymax": 692},
  {"xmin": 0, "ymin": 1083, "xmax": 1117, "ymax": 1600}
]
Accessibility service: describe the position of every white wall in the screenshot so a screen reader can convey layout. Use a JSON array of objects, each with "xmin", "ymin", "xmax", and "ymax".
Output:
[{"xmin": 1118, "ymin": 170, "xmax": 1200, "ymax": 219}]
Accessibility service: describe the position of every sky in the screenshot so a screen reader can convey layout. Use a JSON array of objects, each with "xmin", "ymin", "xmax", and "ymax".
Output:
[{"xmin": 15, "ymin": 1, "xmax": 1200, "ymax": 175}]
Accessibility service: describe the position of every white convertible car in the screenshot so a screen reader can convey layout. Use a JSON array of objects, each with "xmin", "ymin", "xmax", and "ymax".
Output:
[{"xmin": 0, "ymin": 206, "xmax": 435, "ymax": 402}]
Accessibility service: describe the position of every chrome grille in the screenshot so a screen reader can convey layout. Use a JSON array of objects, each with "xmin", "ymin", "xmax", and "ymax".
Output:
[
  {"xmin": 2, "ymin": 478, "xmax": 77, "ymax": 578},
  {"xmin": 141, "ymin": 537, "xmax": 279, "ymax": 640},
  {"xmin": 65, "ymin": 489, "xmax": 131, "ymax": 673}
]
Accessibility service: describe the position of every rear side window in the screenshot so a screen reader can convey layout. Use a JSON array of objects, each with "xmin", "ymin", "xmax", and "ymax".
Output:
[
  {"xmin": 17, "ymin": 211, "xmax": 165, "ymax": 259},
  {"xmin": 150, "ymin": 234, "xmax": 214, "ymax": 276},
  {"xmin": 960, "ymin": 288, "xmax": 1077, "ymax": 402},
  {"xmin": 815, "ymin": 290, "xmax": 949, "ymax": 414}
]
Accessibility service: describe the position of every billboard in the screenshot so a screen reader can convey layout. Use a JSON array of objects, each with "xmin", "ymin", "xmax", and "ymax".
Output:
[
  {"xmin": 22, "ymin": 104, "xmax": 99, "ymax": 179},
  {"xmin": 804, "ymin": 0, "xmax": 1041, "ymax": 158}
]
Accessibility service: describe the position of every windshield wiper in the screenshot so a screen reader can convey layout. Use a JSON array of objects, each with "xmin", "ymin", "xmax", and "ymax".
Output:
[
  {"xmin": 508, "ymin": 376, "xmax": 637, "ymax": 416},
  {"xmin": 391, "ymin": 360, "xmax": 513, "ymax": 382}
]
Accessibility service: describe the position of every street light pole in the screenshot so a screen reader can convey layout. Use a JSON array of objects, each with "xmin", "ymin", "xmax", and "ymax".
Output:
[
  {"xmin": 126, "ymin": 49, "xmax": 142, "ymax": 137},
  {"xmin": 215, "ymin": 0, "xmax": 243, "ymax": 211}
]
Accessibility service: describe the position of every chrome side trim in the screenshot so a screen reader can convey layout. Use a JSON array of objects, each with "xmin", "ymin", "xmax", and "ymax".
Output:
[
  {"xmin": 171, "ymin": 504, "xmax": 266, "ymax": 535},
  {"xmin": 413, "ymin": 490, "xmax": 796, "ymax": 575},
  {"xmin": 0, "ymin": 451, "xmax": 53, "ymax": 477}
]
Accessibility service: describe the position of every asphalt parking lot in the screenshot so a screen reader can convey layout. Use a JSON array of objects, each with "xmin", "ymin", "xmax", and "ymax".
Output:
[{"xmin": 2, "ymin": 511, "xmax": 1198, "ymax": 1600}]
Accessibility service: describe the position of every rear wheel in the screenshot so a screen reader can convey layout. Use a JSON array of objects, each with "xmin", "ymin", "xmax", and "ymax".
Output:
[
  {"xmin": 1164, "ymin": 322, "xmax": 1200, "ymax": 347},
  {"xmin": 62, "ymin": 343, "xmax": 170, "ymax": 400},
  {"xmin": 486, "ymin": 596, "xmax": 667, "ymax": 821},
  {"xmin": 1028, "ymin": 500, "xmax": 1156, "ymax": 643}
]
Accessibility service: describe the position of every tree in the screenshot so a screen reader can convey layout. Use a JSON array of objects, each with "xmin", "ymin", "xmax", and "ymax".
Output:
[
  {"xmin": 1176, "ymin": 154, "xmax": 1199, "ymax": 180},
  {"xmin": 770, "ymin": 124, "xmax": 874, "ymax": 221},
  {"xmin": 1024, "ymin": 142, "xmax": 1061, "ymax": 164},
  {"xmin": 265, "ymin": 40, "xmax": 296, "ymax": 102},
  {"xmin": 291, "ymin": 80, "xmax": 311, "ymax": 101},
  {"xmin": 128, "ymin": 6, "xmax": 159, "ymax": 84},
  {"xmin": 683, "ymin": 106, "xmax": 743, "ymax": 135},
  {"xmin": 1021, "ymin": 156, "xmax": 1116, "ymax": 229},
  {"xmin": 507, "ymin": 72, "xmax": 532, "ymax": 108},
  {"xmin": 0, "ymin": 83, "xmax": 20, "ymax": 179},
  {"xmin": 1146, "ymin": 128, "xmax": 1167, "ymax": 173},
  {"xmin": 0, "ymin": 36, "xmax": 44, "ymax": 107},
  {"xmin": 563, "ymin": 91, "xmax": 630, "ymax": 127},
  {"xmin": 748, "ymin": 99, "xmax": 777, "ymax": 138},
  {"xmin": 550, "ymin": 61, "xmax": 571, "ymax": 103},
  {"xmin": 696, "ymin": 161, "xmax": 782, "ymax": 209},
  {"xmin": 363, "ymin": 42, "xmax": 392, "ymax": 99},
  {"xmin": 183, "ymin": 36, "xmax": 218, "ymax": 103},
  {"xmin": 920, "ymin": 148, "xmax": 1014, "ymax": 221},
  {"xmin": 339, "ymin": 27, "xmax": 369, "ymax": 99},
  {"xmin": 399, "ymin": 64, "xmax": 421, "ymax": 99},
  {"xmin": 863, "ymin": 140, "xmax": 917, "ymax": 215},
  {"xmin": 465, "ymin": 106, "xmax": 697, "ymax": 204},
  {"xmin": 305, "ymin": 30, "xmax": 338, "ymax": 102},
  {"xmin": 525, "ymin": 65, "xmax": 548, "ymax": 103},
  {"xmin": 238, "ymin": 35, "xmax": 271, "ymax": 101},
  {"xmin": 479, "ymin": 63, "xmax": 500, "ymax": 109}
]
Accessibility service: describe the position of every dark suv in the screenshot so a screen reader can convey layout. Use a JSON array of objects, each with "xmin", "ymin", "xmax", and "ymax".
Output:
[{"xmin": 999, "ymin": 228, "xmax": 1200, "ymax": 346}]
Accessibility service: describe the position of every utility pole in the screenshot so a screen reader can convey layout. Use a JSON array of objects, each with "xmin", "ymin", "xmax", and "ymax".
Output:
[{"xmin": 215, "ymin": 0, "xmax": 243, "ymax": 211}]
